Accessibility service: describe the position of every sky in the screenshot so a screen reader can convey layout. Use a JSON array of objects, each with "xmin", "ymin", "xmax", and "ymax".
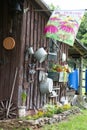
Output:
[{"xmin": 43, "ymin": 0, "xmax": 87, "ymax": 10}]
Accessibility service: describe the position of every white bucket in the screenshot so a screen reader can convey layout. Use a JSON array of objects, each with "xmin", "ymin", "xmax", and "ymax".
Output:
[
  {"xmin": 18, "ymin": 106, "xmax": 26, "ymax": 117},
  {"xmin": 28, "ymin": 47, "xmax": 34, "ymax": 54},
  {"xmin": 40, "ymin": 78, "xmax": 53, "ymax": 94},
  {"xmin": 34, "ymin": 47, "xmax": 47, "ymax": 63},
  {"xmin": 62, "ymin": 53, "xmax": 66, "ymax": 62}
]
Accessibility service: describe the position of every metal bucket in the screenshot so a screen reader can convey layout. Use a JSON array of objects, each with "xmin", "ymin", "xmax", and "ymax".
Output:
[
  {"xmin": 40, "ymin": 78, "xmax": 53, "ymax": 94},
  {"xmin": 34, "ymin": 47, "xmax": 47, "ymax": 63},
  {"xmin": 48, "ymin": 52, "xmax": 57, "ymax": 61}
]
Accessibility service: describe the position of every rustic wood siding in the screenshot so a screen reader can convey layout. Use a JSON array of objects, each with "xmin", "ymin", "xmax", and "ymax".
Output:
[
  {"xmin": 0, "ymin": 0, "xmax": 22, "ymax": 105},
  {"xmin": 20, "ymin": 0, "xmax": 49, "ymax": 109},
  {"xmin": 20, "ymin": 0, "xmax": 69, "ymax": 109},
  {"xmin": 0, "ymin": 0, "xmax": 69, "ymax": 111}
]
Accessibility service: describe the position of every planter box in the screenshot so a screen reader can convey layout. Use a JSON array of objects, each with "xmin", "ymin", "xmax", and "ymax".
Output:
[
  {"xmin": 48, "ymin": 71, "xmax": 59, "ymax": 81},
  {"xmin": 59, "ymin": 72, "xmax": 68, "ymax": 82}
]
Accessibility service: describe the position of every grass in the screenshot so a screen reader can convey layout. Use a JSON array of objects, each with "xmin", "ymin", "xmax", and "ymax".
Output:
[{"xmin": 40, "ymin": 109, "xmax": 87, "ymax": 130}]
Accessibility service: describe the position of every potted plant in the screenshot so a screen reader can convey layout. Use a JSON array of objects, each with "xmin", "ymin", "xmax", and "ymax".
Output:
[{"xmin": 18, "ymin": 91, "xmax": 27, "ymax": 117}]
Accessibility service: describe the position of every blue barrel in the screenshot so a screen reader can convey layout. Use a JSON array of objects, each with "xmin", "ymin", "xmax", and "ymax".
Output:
[
  {"xmin": 85, "ymin": 70, "xmax": 87, "ymax": 93},
  {"xmin": 68, "ymin": 69, "xmax": 79, "ymax": 90}
]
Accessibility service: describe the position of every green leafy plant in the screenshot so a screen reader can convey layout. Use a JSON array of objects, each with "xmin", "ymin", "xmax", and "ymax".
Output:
[
  {"xmin": 21, "ymin": 91, "xmax": 27, "ymax": 105},
  {"xmin": 62, "ymin": 104, "xmax": 71, "ymax": 110},
  {"xmin": 23, "ymin": 104, "xmax": 72, "ymax": 120}
]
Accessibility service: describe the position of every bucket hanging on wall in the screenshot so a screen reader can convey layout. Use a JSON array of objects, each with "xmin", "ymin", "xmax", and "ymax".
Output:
[
  {"xmin": 34, "ymin": 47, "xmax": 47, "ymax": 63},
  {"xmin": 48, "ymin": 52, "xmax": 57, "ymax": 61},
  {"xmin": 40, "ymin": 78, "xmax": 53, "ymax": 94}
]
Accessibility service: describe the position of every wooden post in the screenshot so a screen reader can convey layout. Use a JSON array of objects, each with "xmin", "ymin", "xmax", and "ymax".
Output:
[
  {"xmin": 18, "ymin": 1, "xmax": 27, "ymax": 106},
  {"xmin": 79, "ymin": 57, "xmax": 83, "ymax": 95}
]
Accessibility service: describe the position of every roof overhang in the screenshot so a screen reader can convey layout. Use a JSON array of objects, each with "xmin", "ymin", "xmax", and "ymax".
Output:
[{"xmin": 68, "ymin": 38, "xmax": 87, "ymax": 58}]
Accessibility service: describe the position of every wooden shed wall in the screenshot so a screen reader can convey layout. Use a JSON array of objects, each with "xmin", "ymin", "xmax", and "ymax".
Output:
[
  {"xmin": 0, "ymin": 0, "xmax": 22, "ymax": 105},
  {"xmin": 0, "ymin": 0, "xmax": 69, "ymax": 110},
  {"xmin": 20, "ymin": 0, "xmax": 69, "ymax": 109},
  {"xmin": 19, "ymin": 0, "xmax": 49, "ymax": 109}
]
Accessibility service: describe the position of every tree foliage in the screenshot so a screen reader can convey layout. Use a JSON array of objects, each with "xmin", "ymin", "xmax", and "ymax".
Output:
[
  {"xmin": 49, "ymin": 3, "xmax": 55, "ymax": 10},
  {"xmin": 48, "ymin": 3, "xmax": 60, "ymax": 10},
  {"xmin": 77, "ymin": 12, "xmax": 87, "ymax": 46}
]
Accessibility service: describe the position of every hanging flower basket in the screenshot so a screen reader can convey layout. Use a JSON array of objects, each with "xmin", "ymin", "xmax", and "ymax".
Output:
[{"xmin": 48, "ymin": 64, "xmax": 70, "ymax": 82}]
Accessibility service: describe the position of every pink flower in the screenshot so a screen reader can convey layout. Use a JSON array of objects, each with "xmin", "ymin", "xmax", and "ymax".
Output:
[
  {"xmin": 59, "ymin": 22, "xmax": 75, "ymax": 34},
  {"xmin": 44, "ymin": 25, "xmax": 58, "ymax": 34},
  {"xmin": 60, "ymin": 24, "xmax": 74, "ymax": 34}
]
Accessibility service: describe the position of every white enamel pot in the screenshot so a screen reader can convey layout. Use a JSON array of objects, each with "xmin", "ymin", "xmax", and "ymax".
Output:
[{"xmin": 34, "ymin": 47, "xmax": 47, "ymax": 63}]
